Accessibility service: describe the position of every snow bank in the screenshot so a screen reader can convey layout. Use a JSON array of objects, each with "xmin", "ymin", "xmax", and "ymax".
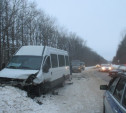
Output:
[{"xmin": 0, "ymin": 86, "xmax": 59, "ymax": 113}]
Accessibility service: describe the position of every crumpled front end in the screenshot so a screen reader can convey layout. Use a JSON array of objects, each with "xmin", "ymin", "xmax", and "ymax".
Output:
[{"xmin": 0, "ymin": 72, "xmax": 38, "ymax": 88}]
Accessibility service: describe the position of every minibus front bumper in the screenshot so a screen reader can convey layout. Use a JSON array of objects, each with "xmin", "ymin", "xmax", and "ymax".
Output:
[
  {"xmin": 0, "ymin": 72, "xmax": 38, "ymax": 87},
  {"xmin": 0, "ymin": 77, "xmax": 37, "ymax": 87}
]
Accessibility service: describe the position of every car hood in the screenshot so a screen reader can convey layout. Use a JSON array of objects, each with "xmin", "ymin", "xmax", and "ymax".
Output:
[{"xmin": 0, "ymin": 68, "xmax": 38, "ymax": 79}]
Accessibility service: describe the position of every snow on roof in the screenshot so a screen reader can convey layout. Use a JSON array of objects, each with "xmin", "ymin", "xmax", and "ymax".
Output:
[
  {"xmin": 16, "ymin": 46, "xmax": 44, "ymax": 56},
  {"xmin": 15, "ymin": 46, "xmax": 68, "ymax": 56}
]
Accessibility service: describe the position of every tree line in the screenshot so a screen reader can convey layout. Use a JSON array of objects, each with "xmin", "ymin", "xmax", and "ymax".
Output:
[
  {"xmin": 0, "ymin": 0, "xmax": 107, "ymax": 69},
  {"xmin": 113, "ymin": 35, "xmax": 126, "ymax": 64}
]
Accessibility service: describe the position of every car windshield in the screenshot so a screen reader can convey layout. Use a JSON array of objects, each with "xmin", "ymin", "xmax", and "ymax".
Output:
[
  {"xmin": 6, "ymin": 56, "xmax": 42, "ymax": 70},
  {"xmin": 101, "ymin": 64, "xmax": 111, "ymax": 67},
  {"xmin": 72, "ymin": 62, "xmax": 80, "ymax": 66}
]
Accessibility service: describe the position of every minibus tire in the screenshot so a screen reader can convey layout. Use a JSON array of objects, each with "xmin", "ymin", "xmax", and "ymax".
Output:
[
  {"xmin": 38, "ymin": 86, "xmax": 42, "ymax": 97},
  {"xmin": 60, "ymin": 77, "xmax": 65, "ymax": 87},
  {"xmin": 35, "ymin": 85, "xmax": 42, "ymax": 97},
  {"xmin": 61, "ymin": 80, "xmax": 65, "ymax": 87}
]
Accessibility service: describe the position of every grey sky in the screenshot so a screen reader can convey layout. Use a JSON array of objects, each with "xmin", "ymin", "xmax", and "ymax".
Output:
[{"xmin": 32, "ymin": 0, "xmax": 126, "ymax": 61}]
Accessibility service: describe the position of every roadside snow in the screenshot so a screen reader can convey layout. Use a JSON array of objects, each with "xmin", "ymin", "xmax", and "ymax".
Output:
[{"xmin": 0, "ymin": 67, "xmax": 109, "ymax": 113}]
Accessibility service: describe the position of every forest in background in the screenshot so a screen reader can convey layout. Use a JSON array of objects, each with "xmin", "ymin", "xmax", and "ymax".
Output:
[
  {"xmin": 0, "ymin": 0, "xmax": 107, "ymax": 70},
  {"xmin": 113, "ymin": 35, "xmax": 126, "ymax": 64}
]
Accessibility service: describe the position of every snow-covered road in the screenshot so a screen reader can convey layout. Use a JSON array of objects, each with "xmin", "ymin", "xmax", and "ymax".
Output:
[{"xmin": 0, "ymin": 68, "xmax": 111, "ymax": 113}]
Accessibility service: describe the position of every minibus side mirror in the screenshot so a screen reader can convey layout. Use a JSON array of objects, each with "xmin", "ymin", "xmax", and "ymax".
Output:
[
  {"xmin": 2, "ymin": 63, "xmax": 5, "ymax": 69},
  {"xmin": 43, "ymin": 64, "xmax": 50, "ymax": 73},
  {"xmin": 100, "ymin": 85, "xmax": 108, "ymax": 90}
]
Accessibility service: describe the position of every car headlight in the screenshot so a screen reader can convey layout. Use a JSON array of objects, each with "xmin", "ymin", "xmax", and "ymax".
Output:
[
  {"xmin": 109, "ymin": 67, "xmax": 112, "ymax": 70},
  {"xmin": 102, "ymin": 67, "xmax": 105, "ymax": 70}
]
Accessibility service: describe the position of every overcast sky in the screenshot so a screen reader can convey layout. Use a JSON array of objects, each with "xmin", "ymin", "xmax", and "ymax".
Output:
[{"xmin": 32, "ymin": 0, "xmax": 126, "ymax": 61}]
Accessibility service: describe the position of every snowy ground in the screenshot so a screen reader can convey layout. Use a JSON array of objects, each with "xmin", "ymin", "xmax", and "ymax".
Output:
[{"xmin": 0, "ymin": 67, "xmax": 111, "ymax": 113}]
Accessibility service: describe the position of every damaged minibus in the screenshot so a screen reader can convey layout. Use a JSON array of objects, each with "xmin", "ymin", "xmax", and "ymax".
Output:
[{"xmin": 0, "ymin": 46, "xmax": 71, "ymax": 96}]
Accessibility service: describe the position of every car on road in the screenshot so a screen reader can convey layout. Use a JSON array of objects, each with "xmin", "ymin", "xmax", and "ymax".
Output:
[
  {"xmin": 99, "ymin": 64, "xmax": 112, "ymax": 72},
  {"xmin": 100, "ymin": 74, "xmax": 126, "ymax": 113},
  {"xmin": 71, "ymin": 61, "xmax": 82, "ymax": 73},
  {"xmin": 109, "ymin": 64, "xmax": 126, "ymax": 77}
]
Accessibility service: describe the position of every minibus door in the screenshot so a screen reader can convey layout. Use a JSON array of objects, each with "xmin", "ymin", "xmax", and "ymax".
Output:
[{"xmin": 42, "ymin": 56, "xmax": 51, "ymax": 80}]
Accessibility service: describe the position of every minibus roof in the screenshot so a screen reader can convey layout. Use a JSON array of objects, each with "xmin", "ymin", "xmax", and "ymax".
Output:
[
  {"xmin": 16, "ymin": 46, "xmax": 44, "ymax": 56},
  {"xmin": 15, "ymin": 46, "xmax": 68, "ymax": 56}
]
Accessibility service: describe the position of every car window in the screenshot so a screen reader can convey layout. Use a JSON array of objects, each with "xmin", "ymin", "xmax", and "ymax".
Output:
[
  {"xmin": 113, "ymin": 78, "xmax": 126, "ymax": 102},
  {"xmin": 122, "ymin": 88, "xmax": 126, "ymax": 108},
  {"xmin": 109, "ymin": 77, "xmax": 119, "ymax": 94}
]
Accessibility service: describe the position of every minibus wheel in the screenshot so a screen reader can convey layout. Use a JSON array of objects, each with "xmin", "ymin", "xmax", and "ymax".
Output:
[
  {"xmin": 60, "ymin": 77, "xmax": 65, "ymax": 87},
  {"xmin": 61, "ymin": 80, "xmax": 65, "ymax": 87},
  {"xmin": 35, "ymin": 85, "xmax": 43, "ymax": 97}
]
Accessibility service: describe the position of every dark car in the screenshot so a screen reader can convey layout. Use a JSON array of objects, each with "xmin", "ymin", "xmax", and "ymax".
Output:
[
  {"xmin": 100, "ymin": 74, "xmax": 126, "ymax": 113},
  {"xmin": 71, "ymin": 61, "xmax": 82, "ymax": 73},
  {"xmin": 109, "ymin": 64, "xmax": 126, "ymax": 77}
]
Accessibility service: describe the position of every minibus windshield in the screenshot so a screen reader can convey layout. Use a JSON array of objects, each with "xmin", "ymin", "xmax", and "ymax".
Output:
[{"xmin": 6, "ymin": 56, "xmax": 42, "ymax": 70}]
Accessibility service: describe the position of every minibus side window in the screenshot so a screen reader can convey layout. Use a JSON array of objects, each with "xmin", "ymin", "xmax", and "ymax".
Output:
[
  {"xmin": 46, "ymin": 56, "xmax": 51, "ymax": 68},
  {"xmin": 58, "ymin": 55, "xmax": 65, "ymax": 67},
  {"xmin": 43, "ymin": 56, "xmax": 51, "ymax": 73},
  {"xmin": 51, "ymin": 54, "xmax": 58, "ymax": 68},
  {"xmin": 65, "ymin": 56, "xmax": 69, "ymax": 66}
]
